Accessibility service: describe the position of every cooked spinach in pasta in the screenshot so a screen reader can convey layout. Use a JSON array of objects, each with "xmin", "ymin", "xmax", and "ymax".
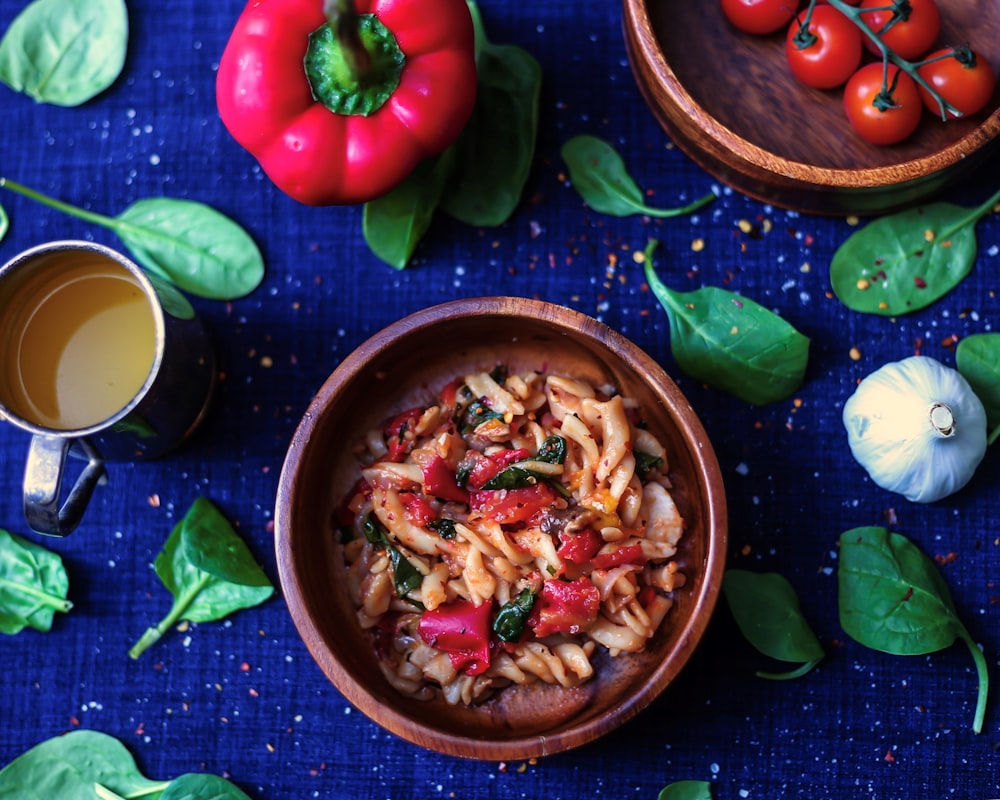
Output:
[{"xmin": 338, "ymin": 367, "xmax": 687, "ymax": 705}]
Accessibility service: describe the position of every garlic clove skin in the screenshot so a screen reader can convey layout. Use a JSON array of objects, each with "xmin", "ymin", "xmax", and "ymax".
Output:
[{"xmin": 843, "ymin": 356, "xmax": 988, "ymax": 503}]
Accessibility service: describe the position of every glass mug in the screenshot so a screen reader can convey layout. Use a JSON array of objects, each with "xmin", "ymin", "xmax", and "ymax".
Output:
[{"xmin": 0, "ymin": 240, "xmax": 216, "ymax": 536}]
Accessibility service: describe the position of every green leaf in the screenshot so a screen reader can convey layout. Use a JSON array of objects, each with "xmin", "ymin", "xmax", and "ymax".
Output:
[
  {"xmin": 362, "ymin": 152, "xmax": 456, "ymax": 269},
  {"xmin": 0, "ymin": 178, "xmax": 265, "ymax": 301},
  {"xmin": 0, "ymin": 529, "xmax": 72, "ymax": 634},
  {"xmin": 643, "ymin": 240, "xmax": 809, "ymax": 405},
  {"xmin": 116, "ymin": 198, "xmax": 265, "ymax": 300},
  {"xmin": 0, "ymin": 730, "xmax": 166, "ymax": 800},
  {"xmin": 439, "ymin": 1, "xmax": 541, "ymax": 226},
  {"xmin": 493, "ymin": 588, "xmax": 536, "ymax": 643},
  {"xmin": 956, "ymin": 333, "xmax": 1000, "ymax": 436},
  {"xmin": 830, "ymin": 187, "xmax": 1000, "ymax": 316},
  {"xmin": 723, "ymin": 569, "xmax": 824, "ymax": 680},
  {"xmin": 128, "ymin": 498, "xmax": 274, "ymax": 658},
  {"xmin": 561, "ymin": 135, "xmax": 715, "ymax": 218},
  {"xmin": 657, "ymin": 780, "xmax": 714, "ymax": 800},
  {"xmin": 838, "ymin": 526, "xmax": 989, "ymax": 733},
  {"xmin": 0, "ymin": 0, "xmax": 127, "ymax": 106},
  {"xmin": 160, "ymin": 773, "xmax": 253, "ymax": 800},
  {"xmin": 0, "ymin": 203, "xmax": 8, "ymax": 243}
]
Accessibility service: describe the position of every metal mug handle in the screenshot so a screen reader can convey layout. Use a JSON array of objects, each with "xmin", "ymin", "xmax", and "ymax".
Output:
[{"xmin": 23, "ymin": 436, "xmax": 108, "ymax": 536}]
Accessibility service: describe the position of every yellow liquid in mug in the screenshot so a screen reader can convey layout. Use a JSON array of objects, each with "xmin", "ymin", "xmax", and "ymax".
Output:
[{"xmin": 0, "ymin": 259, "xmax": 157, "ymax": 430}]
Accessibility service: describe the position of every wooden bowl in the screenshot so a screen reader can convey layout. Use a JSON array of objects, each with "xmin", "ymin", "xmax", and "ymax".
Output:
[
  {"xmin": 623, "ymin": 0, "xmax": 1000, "ymax": 214},
  {"xmin": 274, "ymin": 297, "xmax": 728, "ymax": 760}
]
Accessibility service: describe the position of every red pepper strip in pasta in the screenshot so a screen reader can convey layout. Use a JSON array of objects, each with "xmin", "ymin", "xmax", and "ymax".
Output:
[
  {"xmin": 400, "ymin": 492, "xmax": 437, "ymax": 526},
  {"xmin": 469, "ymin": 483, "xmax": 558, "ymax": 525},
  {"xmin": 528, "ymin": 577, "xmax": 600, "ymax": 637},
  {"xmin": 590, "ymin": 543, "xmax": 645, "ymax": 570},
  {"xmin": 462, "ymin": 447, "xmax": 532, "ymax": 489},
  {"xmin": 421, "ymin": 456, "xmax": 470, "ymax": 504},
  {"xmin": 417, "ymin": 599, "xmax": 493, "ymax": 674},
  {"xmin": 383, "ymin": 407, "xmax": 422, "ymax": 462},
  {"xmin": 556, "ymin": 528, "xmax": 603, "ymax": 565}
]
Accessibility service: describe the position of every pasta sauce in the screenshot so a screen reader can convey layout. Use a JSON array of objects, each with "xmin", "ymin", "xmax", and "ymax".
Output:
[{"xmin": 339, "ymin": 366, "xmax": 686, "ymax": 706}]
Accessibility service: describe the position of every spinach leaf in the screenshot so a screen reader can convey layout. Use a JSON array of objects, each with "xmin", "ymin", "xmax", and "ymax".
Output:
[
  {"xmin": 657, "ymin": 781, "xmax": 713, "ymax": 800},
  {"xmin": 838, "ymin": 526, "xmax": 989, "ymax": 734},
  {"xmin": 634, "ymin": 451, "xmax": 664, "ymax": 481},
  {"xmin": 0, "ymin": 730, "xmax": 165, "ymax": 800},
  {"xmin": 0, "ymin": 0, "xmax": 127, "ymax": 107},
  {"xmin": 0, "ymin": 203, "xmax": 8, "ymax": 243},
  {"xmin": 482, "ymin": 466, "xmax": 538, "ymax": 490},
  {"xmin": 493, "ymin": 588, "xmax": 536, "ymax": 642},
  {"xmin": 439, "ymin": 1, "xmax": 541, "ymax": 226},
  {"xmin": 361, "ymin": 512, "xmax": 424, "ymax": 606},
  {"xmin": 427, "ymin": 519, "xmax": 458, "ymax": 539},
  {"xmin": 128, "ymin": 497, "xmax": 274, "ymax": 659},
  {"xmin": 723, "ymin": 569, "xmax": 824, "ymax": 680},
  {"xmin": 830, "ymin": 187, "xmax": 1000, "ymax": 316},
  {"xmin": 362, "ymin": 150, "xmax": 457, "ymax": 269},
  {"xmin": 643, "ymin": 240, "xmax": 810, "ymax": 405},
  {"xmin": 159, "ymin": 773, "xmax": 252, "ymax": 800},
  {"xmin": 0, "ymin": 529, "xmax": 72, "ymax": 634},
  {"xmin": 535, "ymin": 435, "xmax": 567, "ymax": 465},
  {"xmin": 561, "ymin": 135, "xmax": 715, "ymax": 218},
  {"xmin": 956, "ymin": 332, "xmax": 1000, "ymax": 444},
  {"xmin": 0, "ymin": 177, "xmax": 265, "ymax": 300}
]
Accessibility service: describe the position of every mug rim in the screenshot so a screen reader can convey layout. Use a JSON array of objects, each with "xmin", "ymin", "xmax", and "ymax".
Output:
[{"xmin": 0, "ymin": 239, "xmax": 167, "ymax": 438}]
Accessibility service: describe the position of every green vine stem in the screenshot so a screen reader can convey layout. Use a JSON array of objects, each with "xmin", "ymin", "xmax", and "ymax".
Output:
[{"xmin": 821, "ymin": 0, "xmax": 962, "ymax": 120}]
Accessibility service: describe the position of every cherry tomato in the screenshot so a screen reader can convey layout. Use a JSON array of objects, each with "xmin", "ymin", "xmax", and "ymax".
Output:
[
  {"xmin": 785, "ymin": 5, "xmax": 863, "ymax": 89},
  {"xmin": 859, "ymin": 0, "xmax": 940, "ymax": 60},
  {"xmin": 721, "ymin": 0, "xmax": 800, "ymax": 35},
  {"xmin": 843, "ymin": 62, "xmax": 923, "ymax": 145},
  {"xmin": 917, "ymin": 47, "xmax": 997, "ymax": 118}
]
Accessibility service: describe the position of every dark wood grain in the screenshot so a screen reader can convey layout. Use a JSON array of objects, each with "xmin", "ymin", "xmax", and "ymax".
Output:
[
  {"xmin": 274, "ymin": 297, "xmax": 728, "ymax": 760},
  {"xmin": 623, "ymin": 0, "xmax": 1000, "ymax": 214}
]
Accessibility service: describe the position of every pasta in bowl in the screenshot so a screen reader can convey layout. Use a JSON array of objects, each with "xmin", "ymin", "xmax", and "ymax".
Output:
[{"xmin": 275, "ymin": 297, "xmax": 727, "ymax": 760}]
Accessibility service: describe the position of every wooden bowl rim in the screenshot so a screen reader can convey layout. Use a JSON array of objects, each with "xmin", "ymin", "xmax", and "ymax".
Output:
[
  {"xmin": 624, "ymin": 0, "xmax": 1000, "ymax": 189},
  {"xmin": 274, "ymin": 297, "xmax": 729, "ymax": 759}
]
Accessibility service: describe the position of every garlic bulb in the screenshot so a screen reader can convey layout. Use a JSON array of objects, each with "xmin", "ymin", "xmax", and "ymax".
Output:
[{"xmin": 843, "ymin": 356, "xmax": 987, "ymax": 503}]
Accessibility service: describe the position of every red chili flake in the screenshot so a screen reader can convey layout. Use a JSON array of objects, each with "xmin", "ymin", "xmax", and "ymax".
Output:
[
  {"xmin": 913, "ymin": 250, "xmax": 924, "ymax": 257},
  {"xmin": 884, "ymin": 749, "xmax": 896, "ymax": 763},
  {"xmin": 804, "ymin": 233, "xmax": 814, "ymax": 246},
  {"xmin": 902, "ymin": 587, "xmax": 914, "ymax": 602},
  {"xmin": 941, "ymin": 334, "xmax": 959, "ymax": 348},
  {"xmin": 249, "ymin": 688, "xmax": 259, "ymax": 697},
  {"xmin": 934, "ymin": 552, "xmax": 959, "ymax": 566},
  {"xmin": 731, "ymin": 298, "xmax": 744, "ymax": 309},
  {"xmin": 914, "ymin": 277, "xmax": 927, "ymax": 288},
  {"xmin": 69, "ymin": 716, "xmax": 81, "ymax": 726},
  {"xmin": 240, "ymin": 662, "xmax": 251, "ymax": 672},
  {"xmin": 883, "ymin": 507, "xmax": 898, "ymax": 526},
  {"xmin": 874, "ymin": 258, "xmax": 884, "ymax": 266}
]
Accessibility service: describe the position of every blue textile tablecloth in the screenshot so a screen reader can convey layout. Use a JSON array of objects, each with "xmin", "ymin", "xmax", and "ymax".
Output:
[{"xmin": 1, "ymin": 1, "xmax": 999, "ymax": 797}]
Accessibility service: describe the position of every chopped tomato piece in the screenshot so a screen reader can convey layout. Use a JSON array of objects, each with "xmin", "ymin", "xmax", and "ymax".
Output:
[
  {"xmin": 556, "ymin": 527, "xmax": 602, "ymax": 565},
  {"xmin": 421, "ymin": 455, "xmax": 470, "ymax": 504},
  {"xmin": 470, "ymin": 483, "xmax": 557, "ymax": 525},
  {"xmin": 417, "ymin": 599, "xmax": 493, "ymax": 675},
  {"xmin": 590, "ymin": 543, "xmax": 644, "ymax": 570},
  {"xmin": 528, "ymin": 577, "xmax": 600, "ymax": 637},
  {"xmin": 439, "ymin": 378, "xmax": 463, "ymax": 407}
]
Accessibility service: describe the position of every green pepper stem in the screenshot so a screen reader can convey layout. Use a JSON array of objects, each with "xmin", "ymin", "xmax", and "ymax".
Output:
[{"xmin": 324, "ymin": 0, "xmax": 372, "ymax": 82}]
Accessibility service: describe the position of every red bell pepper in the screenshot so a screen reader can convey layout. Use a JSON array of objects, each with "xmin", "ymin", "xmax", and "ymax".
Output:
[
  {"xmin": 383, "ymin": 406, "xmax": 422, "ymax": 462},
  {"xmin": 556, "ymin": 527, "xmax": 603, "ymax": 565},
  {"xmin": 216, "ymin": 0, "xmax": 477, "ymax": 206},
  {"xmin": 528, "ymin": 577, "xmax": 600, "ymax": 637},
  {"xmin": 469, "ymin": 483, "xmax": 557, "ymax": 525},
  {"xmin": 421, "ymin": 455, "xmax": 469, "ymax": 504},
  {"xmin": 417, "ymin": 598, "xmax": 492, "ymax": 674},
  {"xmin": 590, "ymin": 542, "xmax": 645, "ymax": 570}
]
